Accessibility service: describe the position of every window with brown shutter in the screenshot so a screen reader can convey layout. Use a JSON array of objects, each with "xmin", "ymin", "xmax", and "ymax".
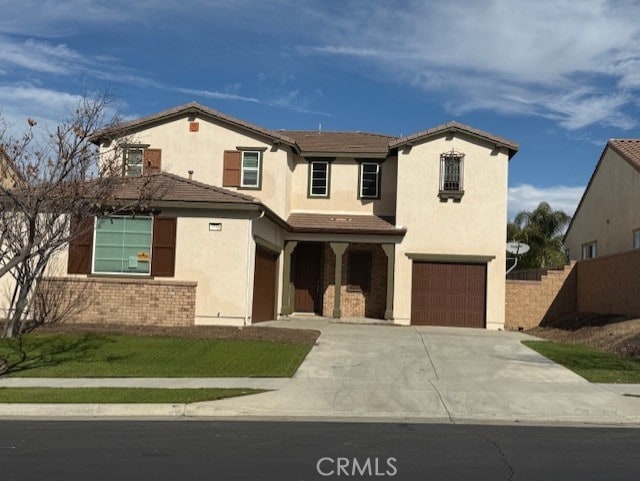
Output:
[
  {"xmin": 143, "ymin": 149, "xmax": 162, "ymax": 175},
  {"xmin": 67, "ymin": 217, "xmax": 94, "ymax": 274},
  {"xmin": 347, "ymin": 251, "xmax": 371, "ymax": 292},
  {"xmin": 223, "ymin": 150, "xmax": 241, "ymax": 187},
  {"xmin": 151, "ymin": 217, "xmax": 177, "ymax": 277}
]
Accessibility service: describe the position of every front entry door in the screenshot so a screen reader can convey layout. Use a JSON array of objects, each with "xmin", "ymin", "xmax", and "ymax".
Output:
[{"xmin": 294, "ymin": 243, "xmax": 323, "ymax": 313}]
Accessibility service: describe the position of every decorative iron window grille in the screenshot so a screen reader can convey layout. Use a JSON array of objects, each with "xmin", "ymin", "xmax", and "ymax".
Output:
[{"xmin": 439, "ymin": 150, "xmax": 464, "ymax": 192}]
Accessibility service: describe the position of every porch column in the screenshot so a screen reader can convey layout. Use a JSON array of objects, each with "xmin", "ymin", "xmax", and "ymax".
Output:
[
  {"xmin": 382, "ymin": 243, "xmax": 395, "ymax": 320},
  {"xmin": 281, "ymin": 241, "xmax": 298, "ymax": 316},
  {"xmin": 330, "ymin": 242, "xmax": 348, "ymax": 318}
]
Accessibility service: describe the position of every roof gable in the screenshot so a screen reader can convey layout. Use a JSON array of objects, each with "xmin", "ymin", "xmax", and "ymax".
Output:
[
  {"xmin": 608, "ymin": 139, "xmax": 640, "ymax": 173},
  {"xmin": 91, "ymin": 102, "xmax": 298, "ymax": 151},
  {"xmin": 390, "ymin": 121, "xmax": 519, "ymax": 158},
  {"xmin": 564, "ymin": 139, "xmax": 640, "ymax": 241}
]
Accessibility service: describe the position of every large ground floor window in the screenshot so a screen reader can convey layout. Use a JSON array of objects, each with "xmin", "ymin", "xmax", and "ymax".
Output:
[{"xmin": 93, "ymin": 216, "xmax": 152, "ymax": 275}]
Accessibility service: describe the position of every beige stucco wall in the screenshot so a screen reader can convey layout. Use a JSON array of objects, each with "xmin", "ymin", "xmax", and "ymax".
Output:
[
  {"xmin": 393, "ymin": 134, "xmax": 510, "ymax": 329},
  {"xmin": 167, "ymin": 209, "xmax": 254, "ymax": 326},
  {"xmin": 100, "ymin": 115, "xmax": 292, "ymax": 219},
  {"xmin": 564, "ymin": 148, "xmax": 640, "ymax": 259},
  {"xmin": 290, "ymin": 155, "xmax": 397, "ymax": 216}
]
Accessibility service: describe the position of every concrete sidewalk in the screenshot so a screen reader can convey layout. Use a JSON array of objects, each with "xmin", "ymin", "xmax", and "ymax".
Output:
[{"xmin": 1, "ymin": 319, "xmax": 639, "ymax": 424}]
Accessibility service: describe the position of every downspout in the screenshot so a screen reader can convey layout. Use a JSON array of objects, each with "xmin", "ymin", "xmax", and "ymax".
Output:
[{"xmin": 244, "ymin": 207, "xmax": 265, "ymax": 326}]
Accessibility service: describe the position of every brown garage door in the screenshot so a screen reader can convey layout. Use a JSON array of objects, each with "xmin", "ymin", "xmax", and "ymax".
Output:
[
  {"xmin": 411, "ymin": 262, "xmax": 486, "ymax": 328},
  {"xmin": 252, "ymin": 246, "xmax": 278, "ymax": 323}
]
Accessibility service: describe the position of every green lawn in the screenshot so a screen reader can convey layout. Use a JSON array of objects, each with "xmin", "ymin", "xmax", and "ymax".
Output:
[
  {"xmin": 0, "ymin": 387, "xmax": 265, "ymax": 403},
  {"xmin": 0, "ymin": 333, "xmax": 312, "ymax": 378},
  {"xmin": 522, "ymin": 340, "xmax": 640, "ymax": 383}
]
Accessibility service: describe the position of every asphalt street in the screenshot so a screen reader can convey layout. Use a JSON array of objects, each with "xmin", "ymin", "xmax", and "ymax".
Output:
[{"xmin": 1, "ymin": 421, "xmax": 639, "ymax": 481}]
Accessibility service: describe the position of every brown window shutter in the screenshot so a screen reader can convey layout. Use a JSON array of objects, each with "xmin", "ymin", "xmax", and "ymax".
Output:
[
  {"xmin": 151, "ymin": 217, "xmax": 177, "ymax": 277},
  {"xmin": 143, "ymin": 148, "xmax": 162, "ymax": 175},
  {"xmin": 67, "ymin": 217, "xmax": 94, "ymax": 274},
  {"xmin": 222, "ymin": 150, "xmax": 241, "ymax": 187}
]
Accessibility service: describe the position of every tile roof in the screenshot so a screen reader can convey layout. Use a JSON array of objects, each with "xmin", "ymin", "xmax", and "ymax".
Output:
[
  {"xmin": 104, "ymin": 172, "xmax": 258, "ymax": 205},
  {"xmin": 92, "ymin": 103, "xmax": 518, "ymax": 159},
  {"xmin": 390, "ymin": 121, "xmax": 519, "ymax": 157},
  {"xmin": 287, "ymin": 212, "xmax": 405, "ymax": 235},
  {"xmin": 91, "ymin": 102, "xmax": 298, "ymax": 149},
  {"xmin": 281, "ymin": 131, "xmax": 394, "ymax": 155},
  {"xmin": 608, "ymin": 139, "xmax": 640, "ymax": 172}
]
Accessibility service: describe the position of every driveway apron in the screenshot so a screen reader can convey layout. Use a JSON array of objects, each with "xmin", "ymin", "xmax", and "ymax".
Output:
[{"xmin": 187, "ymin": 320, "xmax": 640, "ymax": 423}]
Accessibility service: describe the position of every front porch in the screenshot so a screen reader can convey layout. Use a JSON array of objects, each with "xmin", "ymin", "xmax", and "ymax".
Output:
[{"xmin": 280, "ymin": 241, "xmax": 395, "ymax": 320}]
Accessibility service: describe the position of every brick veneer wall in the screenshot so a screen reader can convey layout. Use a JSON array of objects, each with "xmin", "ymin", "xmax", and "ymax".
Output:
[
  {"xmin": 321, "ymin": 243, "xmax": 387, "ymax": 319},
  {"xmin": 576, "ymin": 249, "xmax": 640, "ymax": 317},
  {"xmin": 36, "ymin": 277, "xmax": 197, "ymax": 326},
  {"xmin": 505, "ymin": 262, "xmax": 577, "ymax": 330}
]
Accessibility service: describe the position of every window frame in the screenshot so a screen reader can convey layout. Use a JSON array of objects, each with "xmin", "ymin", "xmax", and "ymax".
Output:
[
  {"xmin": 308, "ymin": 160, "xmax": 331, "ymax": 198},
  {"xmin": 581, "ymin": 241, "xmax": 597, "ymax": 259},
  {"xmin": 91, "ymin": 215, "xmax": 154, "ymax": 276},
  {"xmin": 358, "ymin": 162, "xmax": 381, "ymax": 200},
  {"xmin": 124, "ymin": 147, "xmax": 144, "ymax": 177},
  {"xmin": 439, "ymin": 151, "xmax": 465, "ymax": 200},
  {"xmin": 634, "ymin": 229, "xmax": 640, "ymax": 249},
  {"xmin": 347, "ymin": 250, "xmax": 372, "ymax": 293},
  {"xmin": 240, "ymin": 150, "xmax": 262, "ymax": 189}
]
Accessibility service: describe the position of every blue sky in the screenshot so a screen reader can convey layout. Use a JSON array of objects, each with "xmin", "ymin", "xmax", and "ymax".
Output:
[{"xmin": 2, "ymin": 0, "xmax": 640, "ymax": 220}]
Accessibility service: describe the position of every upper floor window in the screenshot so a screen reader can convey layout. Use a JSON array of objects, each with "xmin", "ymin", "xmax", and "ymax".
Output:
[
  {"xmin": 440, "ymin": 151, "xmax": 464, "ymax": 194},
  {"xmin": 241, "ymin": 151, "xmax": 261, "ymax": 188},
  {"xmin": 359, "ymin": 162, "xmax": 380, "ymax": 199},
  {"xmin": 123, "ymin": 147, "xmax": 161, "ymax": 177},
  {"xmin": 581, "ymin": 241, "xmax": 597, "ymax": 259},
  {"xmin": 309, "ymin": 161, "xmax": 330, "ymax": 197},
  {"xmin": 634, "ymin": 229, "xmax": 640, "ymax": 249},
  {"xmin": 222, "ymin": 149, "xmax": 263, "ymax": 189},
  {"xmin": 124, "ymin": 148, "xmax": 144, "ymax": 177}
]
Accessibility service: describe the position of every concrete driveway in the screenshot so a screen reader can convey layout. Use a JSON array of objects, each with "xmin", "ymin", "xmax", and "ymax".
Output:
[{"xmin": 188, "ymin": 319, "xmax": 640, "ymax": 424}]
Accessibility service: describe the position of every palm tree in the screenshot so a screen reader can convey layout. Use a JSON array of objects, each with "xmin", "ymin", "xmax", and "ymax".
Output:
[{"xmin": 509, "ymin": 202, "xmax": 571, "ymax": 269}]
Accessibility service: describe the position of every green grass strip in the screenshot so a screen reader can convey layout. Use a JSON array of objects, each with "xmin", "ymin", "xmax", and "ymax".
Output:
[
  {"xmin": 0, "ymin": 333, "xmax": 312, "ymax": 378},
  {"xmin": 522, "ymin": 340, "xmax": 640, "ymax": 383},
  {"xmin": 0, "ymin": 387, "xmax": 265, "ymax": 403}
]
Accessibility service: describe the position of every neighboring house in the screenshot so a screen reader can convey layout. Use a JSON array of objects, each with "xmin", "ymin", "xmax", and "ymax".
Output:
[
  {"xmin": 564, "ymin": 140, "xmax": 640, "ymax": 260},
  {"xmin": 45, "ymin": 102, "xmax": 518, "ymax": 329},
  {"xmin": 0, "ymin": 148, "xmax": 19, "ymax": 189}
]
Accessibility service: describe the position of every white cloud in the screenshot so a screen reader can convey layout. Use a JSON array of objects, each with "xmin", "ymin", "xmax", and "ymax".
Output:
[
  {"xmin": 0, "ymin": 36, "xmax": 81, "ymax": 74},
  {"xmin": 295, "ymin": 0, "xmax": 640, "ymax": 130},
  {"xmin": 170, "ymin": 86, "xmax": 259, "ymax": 103},
  {"xmin": 508, "ymin": 183, "xmax": 585, "ymax": 221},
  {"xmin": 0, "ymin": 84, "xmax": 84, "ymax": 129},
  {"xmin": 267, "ymin": 89, "xmax": 332, "ymax": 116}
]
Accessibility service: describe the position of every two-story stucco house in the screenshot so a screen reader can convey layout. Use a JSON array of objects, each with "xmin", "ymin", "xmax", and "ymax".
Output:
[
  {"xmin": 51, "ymin": 102, "xmax": 518, "ymax": 329},
  {"xmin": 564, "ymin": 140, "xmax": 640, "ymax": 260}
]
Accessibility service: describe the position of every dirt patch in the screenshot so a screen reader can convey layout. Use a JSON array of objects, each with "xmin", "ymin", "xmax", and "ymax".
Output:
[
  {"xmin": 528, "ymin": 315, "xmax": 640, "ymax": 361},
  {"xmin": 33, "ymin": 323, "xmax": 320, "ymax": 346}
]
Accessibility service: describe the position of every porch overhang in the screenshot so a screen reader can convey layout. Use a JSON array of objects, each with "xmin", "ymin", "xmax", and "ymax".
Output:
[{"xmin": 286, "ymin": 212, "xmax": 407, "ymax": 239}]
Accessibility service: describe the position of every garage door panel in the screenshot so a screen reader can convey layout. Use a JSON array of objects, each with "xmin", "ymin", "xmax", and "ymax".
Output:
[{"xmin": 411, "ymin": 261, "xmax": 486, "ymax": 328}]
